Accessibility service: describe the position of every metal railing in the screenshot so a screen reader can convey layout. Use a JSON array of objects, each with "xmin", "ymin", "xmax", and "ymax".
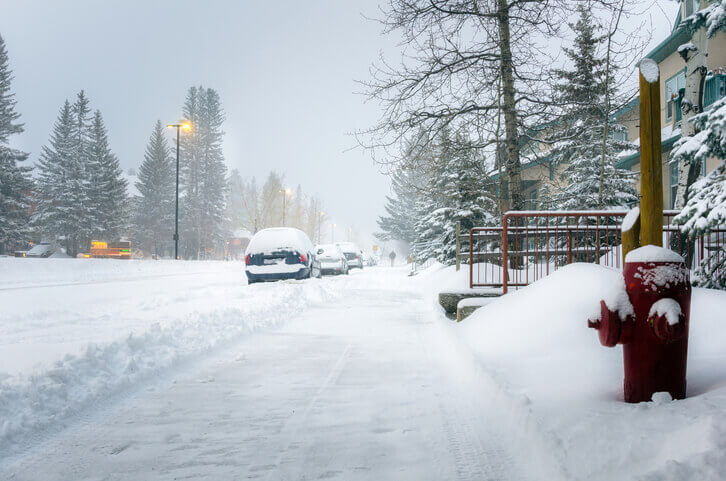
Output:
[{"xmin": 469, "ymin": 210, "xmax": 725, "ymax": 293}]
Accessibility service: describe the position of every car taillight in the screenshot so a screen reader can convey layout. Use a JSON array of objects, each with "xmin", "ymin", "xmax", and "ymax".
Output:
[
  {"xmin": 299, "ymin": 253, "xmax": 307, "ymax": 263},
  {"xmin": 245, "ymin": 255, "xmax": 250, "ymax": 265}
]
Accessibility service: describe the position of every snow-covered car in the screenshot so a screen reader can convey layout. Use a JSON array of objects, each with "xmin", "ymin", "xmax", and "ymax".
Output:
[
  {"xmin": 26, "ymin": 244, "xmax": 57, "ymax": 258},
  {"xmin": 336, "ymin": 242, "xmax": 364, "ymax": 269},
  {"xmin": 361, "ymin": 251, "xmax": 376, "ymax": 267},
  {"xmin": 315, "ymin": 244, "xmax": 349, "ymax": 276},
  {"xmin": 245, "ymin": 228, "xmax": 321, "ymax": 283}
]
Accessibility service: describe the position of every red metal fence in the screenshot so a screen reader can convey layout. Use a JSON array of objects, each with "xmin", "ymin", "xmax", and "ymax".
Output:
[{"xmin": 469, "ymin": 210, "xmax": 725, "ymax": 293}]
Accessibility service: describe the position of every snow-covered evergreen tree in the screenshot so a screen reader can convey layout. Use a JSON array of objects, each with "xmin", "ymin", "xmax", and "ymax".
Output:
[
  {"xmin": 682, "ymin": 0, "xmax": 726, "ymax": 38},
  {"xmin": 225, "ymin": 169, "xmax": 245, "ymax": 234},
  {"xmin": 415, "ymin": 131, "xmax": 496, "ymax": 264},
  {"xmin": 87, "ymin": 110, "xmax": 127, "ymax": 240},
  {"xmin": 35, "ymin": 99, "xmax": 89, "ymax": 256},
  {"xmin": 134, "ymin": 120, "xmax": 174, "ymax": 256},
  {"xmin": 36, "ymin": 91, "xmax": 125, "ymax": 255},
  {"xmin": 673, "ymin": 96, "xmax": 726, "ymax": 289},
  {"xmin": 376, "ymin": 132, "xmax": 432, "ymax": 245},
  {"xmin": 0, "ymin": 33, "xmax": 33, "ymax": 254},
  {"xmin": 548, "ymin": 4, "xmax": 637, "ymax": 211},
  {"xmin": 376, "ymin": 164, "xmax": 422, "ymax": 244},
  {"xmin": 179, "ymin": 86, "xmax": 228, "ymax": 259}
]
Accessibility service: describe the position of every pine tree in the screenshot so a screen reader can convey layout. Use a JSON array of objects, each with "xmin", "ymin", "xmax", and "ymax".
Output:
[
  {"xmin": 134, "ymin": 120, "xmax": 174, "ymax": 256},
  {"xmin": 415, "ymin": 131, "xmax": 497, "ymax": 264},
  {"xmin": 376, "ymin": 132, "xmax": 431, "ymax": 245},
  {"xmin": 87, "ymin": 110, "xmax": 127, "ymax": 240},
  {"xmin": 35, "ymin": 100, "xmax": 88, "ymax": 256},
  {"xmin": 549, "ymin": 4, "xmax": 637, "ymax": 211},
  {"xmin": 179, "ymin": 86, "xmax": 228, "ymax": 259},
  {"xmin": 225, "ymin": 169, "xmax": 245, "ymax": 234},
  {"xmin": 673, "ymin": 96, "xmax": 726, "ymax": 289},
  {"xmin": 0, "ymin": 33, "xmax": 33, "ymax": 254}
]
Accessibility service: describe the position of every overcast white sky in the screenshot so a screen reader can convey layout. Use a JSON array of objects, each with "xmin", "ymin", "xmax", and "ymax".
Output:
[{"xmin": 1, "ymin": 0, "xmax": 679, "ymax": 241}]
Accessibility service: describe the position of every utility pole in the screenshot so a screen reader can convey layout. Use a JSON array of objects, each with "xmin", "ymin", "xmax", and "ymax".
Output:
[
  {"xmin": 638, "ymin": 59, "xmax": 663, "ymax": 247},
  {"xmin": 167, "ymin": 122, "xmax": 191, "ymax": 260}
]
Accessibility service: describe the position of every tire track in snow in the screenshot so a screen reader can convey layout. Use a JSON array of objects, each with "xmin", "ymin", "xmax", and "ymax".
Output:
[
  {"xmin": 410, "ymin": 304, "xmax": 526, "ymax": 481},
  {"xmin": 265, "ymin": 341, "xmax": 353, "ymax": 481}
]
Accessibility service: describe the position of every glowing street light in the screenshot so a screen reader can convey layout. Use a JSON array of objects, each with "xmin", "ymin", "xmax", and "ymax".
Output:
[{"xmin": 167, "ymin": 122, "xmax": 192, "ymax": 260}]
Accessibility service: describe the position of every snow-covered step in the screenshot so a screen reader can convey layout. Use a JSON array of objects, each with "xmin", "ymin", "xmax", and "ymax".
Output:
[
  {"xmin": 438, "ymin": 288, "xmax": 502, "ymax": 316},
  {"xmin": 456, "ymin": 296, "xmax": 499, "ymax": 322}
]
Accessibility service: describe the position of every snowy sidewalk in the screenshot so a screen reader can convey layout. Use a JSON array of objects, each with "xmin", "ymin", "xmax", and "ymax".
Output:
[{"xmin": 0, "ymin": 272, "xmax": 535, "ymax": 480}]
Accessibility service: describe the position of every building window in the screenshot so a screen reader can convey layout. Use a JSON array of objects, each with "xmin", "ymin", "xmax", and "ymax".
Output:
[
  {"xmin": 670, "ymin": 160, "xmax": 679, "ymax": 208},
  {"xmin": 665, "ymin": 70, "xmax": 686, "ymax": 123},
  {"xmin": 685, "ymin": 0, "xmax": 700, "ymax": 17},
  {"xmin": 610, "ymin": 129, "xmax": 628, "ymax": 142},
  {"xmin": 527, "ymin": 189, "xmax": 538, "ymax": 210}
]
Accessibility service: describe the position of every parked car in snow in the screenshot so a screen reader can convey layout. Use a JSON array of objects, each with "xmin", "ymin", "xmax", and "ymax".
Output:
[
  {"xmin": 336, "ymin": 242, "xmax": 364, "ymax": 270},
  {"xmin": 245, "ymin": 228, "xmax": 321, "ymax": 284},
  {"xmin": 26, "ymin": 243, "xmax": 57, "ymax": 258},
  {"xmin": 361, "ymin": 251, "xmax": 376, "ymax": 267},
  {"xmin": 315, "ymin": 244, "xmax": 349, "ymax": 276}
]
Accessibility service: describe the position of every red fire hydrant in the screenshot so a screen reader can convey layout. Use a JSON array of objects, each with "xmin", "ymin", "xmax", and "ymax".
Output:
[{"xmin": 588, "ymin": 245, "xmax": 691, "ymax": 403}]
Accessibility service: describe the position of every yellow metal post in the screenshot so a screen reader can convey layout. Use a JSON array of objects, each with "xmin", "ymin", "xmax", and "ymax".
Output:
[{"xmin": 638, "ymin": 59, "xmax": 663, "ymax": 247}]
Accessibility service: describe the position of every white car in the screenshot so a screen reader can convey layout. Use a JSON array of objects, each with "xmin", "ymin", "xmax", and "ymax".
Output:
[
  {"xmin": 245, "ymin": 228, "xmax": 321, "ymax": 283},
  {"xmin": 315, "ymin": 244, "xmax": 349, "ymax": 276},
  {"xmin": 336, "ymin": 242, "xmax": 364, "ymax": 269}
]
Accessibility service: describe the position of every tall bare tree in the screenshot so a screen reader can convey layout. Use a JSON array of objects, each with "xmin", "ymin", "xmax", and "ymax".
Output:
[{"xmin": 361, "ymin": 0, "xmax": 581, "ymax": 210}]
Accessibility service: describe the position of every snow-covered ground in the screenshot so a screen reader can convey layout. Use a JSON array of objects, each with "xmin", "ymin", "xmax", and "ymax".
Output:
[
  {"xmin": 416, "ymin": 262, "xmax": 726, "ymax": 481},
  {"xmin": 2, "ymin": 258, "xmax": 726, "ymax": 479},
  {"xmin": 0, "ymin": 259, "xmax": 347, "ymax": 456}
]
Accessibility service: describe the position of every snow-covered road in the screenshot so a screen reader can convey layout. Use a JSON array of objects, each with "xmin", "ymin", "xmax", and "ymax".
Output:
[{"xmin": 0, "ymin": 263, "xmax": 539, "ymax": 480}]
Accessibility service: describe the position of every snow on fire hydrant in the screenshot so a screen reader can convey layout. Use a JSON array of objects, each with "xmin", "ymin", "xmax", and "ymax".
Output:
[{"xmin": 588, "ymin": 245, "xmax": 691, "ymax": 403}]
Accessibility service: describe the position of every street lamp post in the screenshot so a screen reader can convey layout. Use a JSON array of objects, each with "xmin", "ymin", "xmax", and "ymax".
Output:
[
  {"xmin": 332, "ymin": 223, "xmax": 336, "ymax": 243},
  {"xmin": 279, "ymin": 187, "xmax": 292, "ymax": 226},
  {"xmin": 318, "ymin": 211, "xmax": 325, "ymax": 244},
  {"xmin": 167, "ymin": 122, "xmax": 191, "ymax": 260}
]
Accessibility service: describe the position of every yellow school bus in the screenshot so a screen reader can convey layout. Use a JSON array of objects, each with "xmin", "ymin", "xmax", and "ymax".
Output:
[{"xmin": 89, "ymin": 241, "xmax": 132, "ymax": 259}]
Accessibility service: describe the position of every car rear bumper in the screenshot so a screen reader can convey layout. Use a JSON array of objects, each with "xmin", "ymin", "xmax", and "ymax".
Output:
[
  {"xmin": 321, "ymin": 267, "xmax": 346, "ymax": 275},
  {"xmin": 246, "ymin": 267, "xmax": 310, "ymax": 283}
]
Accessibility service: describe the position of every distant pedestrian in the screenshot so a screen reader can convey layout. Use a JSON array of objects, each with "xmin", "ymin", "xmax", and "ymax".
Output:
[{"xmin": 389, "ymin": 250, "xmax": 396, "ymax": 267}]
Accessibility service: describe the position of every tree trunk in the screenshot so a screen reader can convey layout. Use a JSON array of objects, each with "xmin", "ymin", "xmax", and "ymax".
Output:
[
  {"xmin": 672, "ymin": 25, "xmax": 708, "ymax": 263},
  {"xmin": 497, "ymin": 0, "xmax": 522, "ymax": 212},
  {"xmin": 497, "ymin": 0, "xmax": 522, "ymax": 270},
  {"xmin": 599, "ymin": 2, "xmax": 624, "ymax": 207}
]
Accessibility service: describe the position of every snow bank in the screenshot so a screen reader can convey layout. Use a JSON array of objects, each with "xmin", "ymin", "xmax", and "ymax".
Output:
[
  {"xmin": 457, "ymin": 297, "xmax": 496, "ymax": 308},
  {"xmin": 0, "ymin": 259, "xmax": 350, "ymax": 455},
  {"xmin": 0, "ymin": 258, "xmax": 229, "ymax": 289},
  {"xmin": 444, "ymin": 262, "xmax": 726, "ymax": 480}
]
